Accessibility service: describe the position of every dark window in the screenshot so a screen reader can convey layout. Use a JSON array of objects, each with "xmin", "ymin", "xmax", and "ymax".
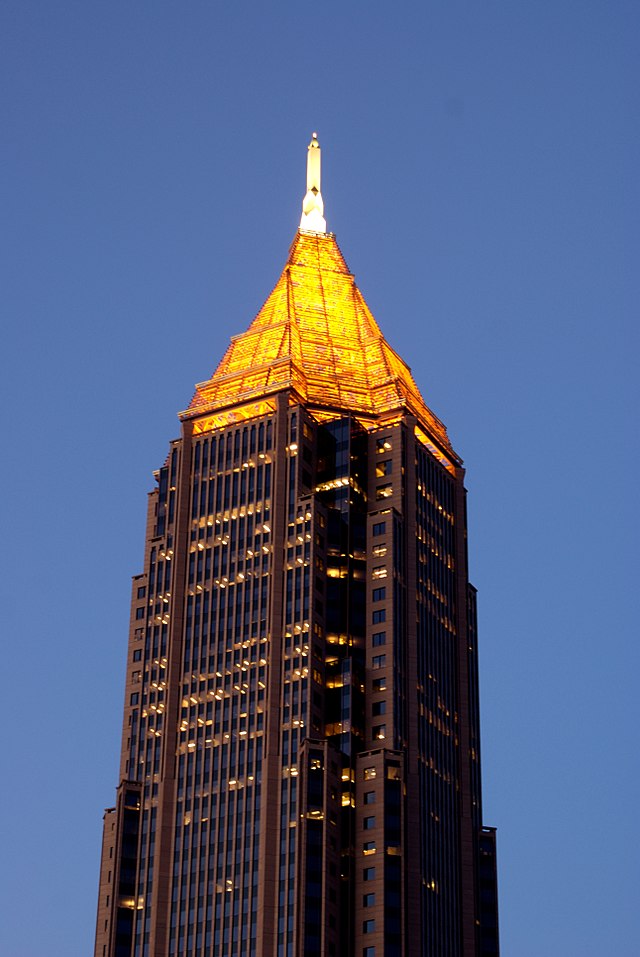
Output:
[
  {"xmin": 372, "ymin": 587, "xmax": 386, "ymax": 602},
  {"xmin": 363, "ymin": 816, "xmax": 375, "ymax": 830},
  {"xmin": 372, "ymin": 632, "xmax": 385, "ymax": 647},
  {"xmin": 363, "ymin": 867, "xmax": 375, "ymax": 881},
  {"xmin": 372, "ymin": 522, "xmax": 386, "ymax": 536},
  {"xmin": 137, "ymin": 586, "xmax": 146, "ymax": 599},
  {"xmin": 363, "ymin": 920, "xmax": 375, "ymax": 933},
  {"xmin": 364, "ymin": 791, "xmax": 375, "ymax": 804},
  {"xmin": 135, "ymin": 607, "xmax": 145, "ymax": 620},
  {"xmin": 372, "ymin": 655, "xmax": 386, "ymax": 670},
  {"xmin": 363, "ymin": 893, "xmax": 375, "ymax": 906},
  {"xmin": 372, "ymin": 701, "xmax": 386, "ymax": 716},
  {"xmin": 372, "ymin": 610, "xmax": 386, "ymax": 624},
  {"xmin": 130, "ymin": 693, "xmax": 139, "ymax": 705},
  {"xmin": 133, "ymin": 649, "xmax": 142, "ymax": 662}
]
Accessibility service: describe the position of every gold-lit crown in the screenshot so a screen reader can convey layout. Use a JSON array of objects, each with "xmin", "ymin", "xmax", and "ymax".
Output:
[{"xmin": 182, "ymin": 138, "xmax": 458, "ymax": 470}]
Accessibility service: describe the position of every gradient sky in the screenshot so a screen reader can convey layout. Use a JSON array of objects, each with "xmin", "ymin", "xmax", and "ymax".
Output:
[{"xmin": 1, "ymin": 3, "xmax": 638, "ymax": 955}]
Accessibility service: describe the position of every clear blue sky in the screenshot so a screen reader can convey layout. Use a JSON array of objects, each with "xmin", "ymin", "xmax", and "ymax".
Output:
[{"xmin": 1, "ymin": 2, "xmax": 638, "ymax": 955}]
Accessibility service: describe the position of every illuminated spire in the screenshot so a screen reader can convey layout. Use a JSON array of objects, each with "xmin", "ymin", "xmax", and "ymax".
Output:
[{"xmin": 299, "ymin": 132, "xmax": 327, "ymax": 233}]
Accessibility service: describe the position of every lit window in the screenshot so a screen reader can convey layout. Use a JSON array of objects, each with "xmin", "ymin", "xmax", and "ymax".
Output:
[
  {"xmin": 376, "ymin": 437, "xmax": 392, "ymax": 452},
  {"xmin": 376, "ymin": 484, "xmax": 392, "ymax": 500},
  {"xmin": 387, "ymin": 764, "xmax": 401, "ymax": 780},
  {"xmin": 363, "ymin": 767, "xmax": 376, "ymax": 780},
  {"xmin": 372, "ymin": 566, "xmax": 387, "ymax": 579},
  {"xmin": 373, "ymin": 725, "xmax": 386, "ymax": 740},
  {"xmin": 372, "ymin": 677, "xmax": 386, "ymax": 692},
  {"xmin": 372, "ymin": 544, "xmax": 387, "ymax": 557},
  {"xmin": 363, "ymin": 840, "xmax": 376, "ymax": 855}
]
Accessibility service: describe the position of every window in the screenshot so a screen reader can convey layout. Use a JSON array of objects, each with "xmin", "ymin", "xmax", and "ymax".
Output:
[
  {"xmin": 387, "ymin": 765, "xmax": 401, "ymax": 780},
  {"xmin": 372, "ymin": 701, "xmax": 386, "ymax": 716},
  {"xmin": 363, "ymin": 893, "xmax": 375, "ymax": 907},
  {"xmin": 372, "ymin": 609, "xmax": 386, "ymax": 624},
  {"xmin": 363, "ymin": 867, "xmax": 376, "ymax": 881},
  {"xmin": 363, "ymin": 840, "xmax": 376, "ymax": 854},
  {"xmin": 373, "ymin": 725, "xmax": 386, "ymax": 740},
  {"xmin": 372, "ymin": 544, "xmax": 387, "ymax": 557},
  {"xmin": 363, "ymin": 816, "xmax": 375, "ymax": 830},
  {"xmin": 372, "ymin": 587, "xmax": 386, "ymax": 602},
  {"xmin": 363, "ymin": 767, "xmax": 376, "ymax": 780},
  {"xmin": 133, "ymin": 649, "xmax": 142, "ymax": 662},
  {"xmin": 364, "ymin": 791, "xmax": 376, "ymax": 804},
  {"xmin": 372, "ymin": 655, "xmax": 386, "ymax": 670},
  {"xmin": 375, "ymin": 460, "xmax": 392, "ymax": 477},
  {"xmin": 135, "ymin": 607, "xmax": 145, "ymax": 620},
  {"xmin": 376, "ymin": 437, "xmax": 392, "ymax": 452},
  {"xmin": 372, "ymin": 632, "xmax": 386, "ymax": 647},
  {"xmin": 372, "ymin": 521, "xmax": 386, "ymax": 536},
  {"xmin": 137, "ymin": 586, "xmax": 146, "ymax": 599},
  {"xmin": 364, "ymin": 948, "xmax": 375, "ymax": 957},
  {"xmin": 130, "ymin": 693, "xmax": 139, "ymax": 705},
  {"xmin": 376, "ymin": 484, "xmax": 393, "ymax": 500},
  {"xmin": 372, "ymin": 565, "xmax": 387, "ymax": 579},
  {"xmin": 363, "ymin": 920, "xmax": 375, "ymax": 933}
]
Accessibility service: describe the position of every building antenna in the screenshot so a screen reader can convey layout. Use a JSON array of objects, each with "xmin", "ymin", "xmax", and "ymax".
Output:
[{"xmin": 300, "ymin": 132, "xmax": 327, "ymax": 233}]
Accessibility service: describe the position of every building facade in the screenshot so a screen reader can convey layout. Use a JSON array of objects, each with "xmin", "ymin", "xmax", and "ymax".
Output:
[{"xmin": 94, "ymin": 136, "xmax": 499, "ymax": 957}]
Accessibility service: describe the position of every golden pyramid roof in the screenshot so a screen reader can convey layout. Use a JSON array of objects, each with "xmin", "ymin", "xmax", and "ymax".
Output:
[{"xmin": 182, "ymin": 230, "xmax": 457, "ymax": 462}]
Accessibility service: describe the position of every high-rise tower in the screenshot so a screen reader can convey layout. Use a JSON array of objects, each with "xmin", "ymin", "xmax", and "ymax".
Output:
[{"xmin": 94, "ymin": 136, "xmax": 499, "ymax": 957}]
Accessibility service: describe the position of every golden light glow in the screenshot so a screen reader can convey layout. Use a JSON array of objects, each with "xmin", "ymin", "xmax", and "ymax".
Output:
[
  {"xmin": 182, "ymin": 230, "xmax": 458, "ymax": 464},
  {"xmin": 192, "ymin": 399, "xmax": 277, "ymax": 434}
]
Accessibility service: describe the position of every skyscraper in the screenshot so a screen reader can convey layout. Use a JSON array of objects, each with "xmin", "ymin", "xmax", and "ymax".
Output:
[{"xmin": 94, "ymin": 135, "xmax": 499, "ymax": 957}]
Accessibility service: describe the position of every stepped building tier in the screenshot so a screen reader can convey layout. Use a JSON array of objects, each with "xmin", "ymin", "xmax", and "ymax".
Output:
[{"xmin": 94, "ymin": 135, "xmax": 499, "ymax": 957}]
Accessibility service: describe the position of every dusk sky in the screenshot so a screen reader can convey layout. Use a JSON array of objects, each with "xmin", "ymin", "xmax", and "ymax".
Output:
[{"xmin": 1, "ymin": 2, "xmax": 638, "ymax": 955}]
